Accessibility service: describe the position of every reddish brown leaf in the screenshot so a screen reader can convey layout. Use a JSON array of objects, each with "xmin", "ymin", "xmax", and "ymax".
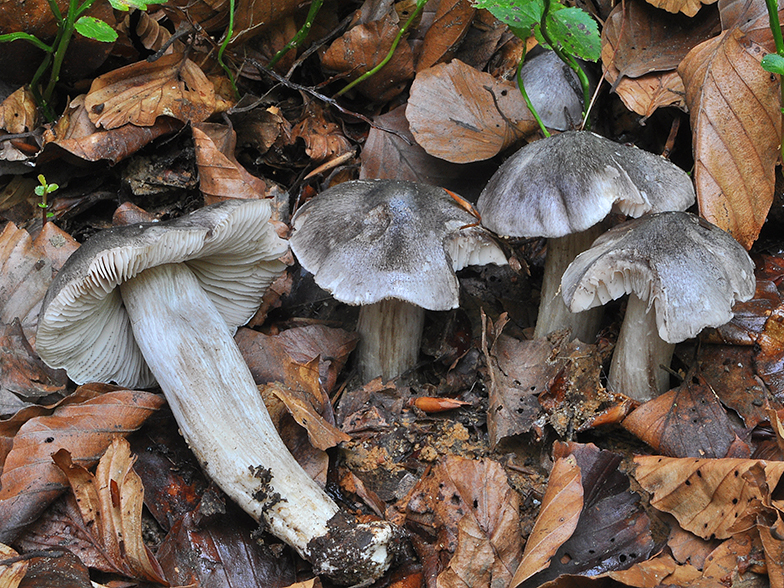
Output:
[
  {"xmin": 679, "ymin": 26, "xmax": 780, "ymax": 249},
  {"xmin": 229, "ymin": 0, "xmax": 302, "ymax": 45},
  {"xmin": 509, "ymin": 454, "xmax": 582, "ymax": 586},
  {"xmin": 322, "ymin": 14, "xmax": 415, "ymax": 101},
  {"xmin": 622, "ymin": 371, "xmax": 738, "ymax": 458},
  {"xmin": 756, "ymin": 304, "xmax": 784, "ymax": 399},
  {"xmin": 53, "ymin": 438, "xmax": 167, "ymax": 583},
  {"xmin": 84, "ymin": 53, "xmax": 215, "ymax": 129},
  {"xmin": 290, "ymin": 102, "xmax": 353, "ymax": 163},
  {"xmin": 644, "ymin": 0, "xmax": 718, "ymax": 17},
  {"xmin": 407, "ymin": 60, "xmax": 537, "ymax": 163},
  {"xmin": 0, "ymin": 387, "xmax": 164, "ymax": 543},
  {"xmin": 192, "ymin": 122, "xmax": 272, "ymax": 205},
  {"xmin": 417, "ymin": 0, "xmax": 476, "ymax": 72}
]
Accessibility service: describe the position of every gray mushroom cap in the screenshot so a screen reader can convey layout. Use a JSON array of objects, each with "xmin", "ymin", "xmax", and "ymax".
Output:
[
  {"xmin": 36, "ymin": 199, "xmax": 288, "ymax": 388},
  {"xmin": 476, "ymin": 131, "xmax": 696, "ymax": 238},
  {"xmin": 290, "ymin": 179, "xmax": 507, "ymax": 311},
  {"xmin": 561, "ymin": 211, "xmax": 755, "ymax": 343}
]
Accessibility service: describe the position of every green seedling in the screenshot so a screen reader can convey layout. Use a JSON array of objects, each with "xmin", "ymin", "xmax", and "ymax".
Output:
[
  {"xmin": 761, "ymin": 0, "xmax": 784, "ymax": 161},
  {"xmin": 473, "ymin": 0, "xmax": 601, "ymax": 133},
  {"xmin": 0, "ymin": 0, "xmax": 166, "ymax": 121},
  {"xmin": 35, "ymin": 174, "xmax": 59, "ymax": 224}
]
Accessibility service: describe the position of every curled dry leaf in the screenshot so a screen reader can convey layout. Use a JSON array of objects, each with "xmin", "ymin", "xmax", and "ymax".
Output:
[
  {"xmin": 53, "ymin": 438, "xmax": 167, "ymax": 584},
  {"xmin": 679, "ymin": 25, "xmax": 780, "ymax": 249},
  {"xmin": 117, "ymin": 10, "xmax": 182, "ymax": 55},
  {"xmin": 321, "ymin": 13, "xmax": 415, "ymax": 101},
  {"xmin": 510, "ymin": 454, "xmax": 583, "ymax": 586},
  {"xmin": 0, "ymin": 386, "xmax": 164, "ymax": 543},
  {"xmin": 192, "ymin": 122, "xmax": 271, "ymax": 205},
  {"xmin": 634, "ymin": 456, "xmax": 784, "ymax": 539},
  {"xmin": 643, "ymin": 0, "xmax": 718, "ymax": 17},
  {"xmin": 84, "ymin": 53, "xmax": 215, "ymax": 130},
  {"xmin": 42, "ymin": 95, "xmax": 182, "ymax": 164},
  {"xmin": 407, "ymin": 60, "xmax": 537, "ymax": 163},
  {"xmin": 0, "ymin": 542, "xmax": 27, "ymax": 588},
  {"xmin": 290, "ymin": 102, "xmax": 354, "ymax": 163},
  {"xmin": 0, "ymin": 87, "xmax": 38, "ymax": 134}
]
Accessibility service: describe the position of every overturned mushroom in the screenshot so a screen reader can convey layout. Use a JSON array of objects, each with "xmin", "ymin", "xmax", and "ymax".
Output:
[
  {"xmin": 476, "ymin": 131, "xmax": 695, "ymax": 342},
  {"xmin": 561, "ymin": 211, "xmax": 755, "ymax": 402},
  {"xmin": 36, "ymin": 200, "xmax": 403, "ymax": 585},
  {"xmin": 290, "ymin": 179, "xmax": 507, "ymax": 382}
]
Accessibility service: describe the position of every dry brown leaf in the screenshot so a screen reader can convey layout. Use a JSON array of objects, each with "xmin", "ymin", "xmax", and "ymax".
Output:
[
  {"xmin": 290, "ymin": 102, "xmax": 353, "ymax": 163},
  {"xmin": 622, "ymin": 372, "xmax": 738, "ymax": 458},
  {"xmin": 321, "ymin": 13, "xmax": 415, "ymax": 101},
  {"xmin": 229, "ymin": 0, "xmax": 302, "ymax": 45},
  {"xmin": 643, "ymin": 0, "xmax": 718, "ymax": 17},
  {"xmin": 53, "ymin": 438, "xmax": 167, "ymax": 583},
  {"xmin": 0, "ymin": 87, "xmax": 38, "ymax": 134},
  {"xmin": 679, "ymin": 26, "xmax": 780, "ymax": 249},
  {"xmin": 605, "ymin": 552, "xmax": 679, "ymax": 587},
  {"xmin": 634, "ymin": 456, "xmax": 784, "ymax": 539},
  {"xmin": 417, "ymin": 0, "xmax": 476, "ymax": 72},
  {"xmin": 84, "ymin": 53, "xmax": 215, "ymax": 129},
  {"xmin": 0, "ymin": 386, "xmax": 164, "ymax": 543},
  {"xmin": 118, "ymin": 10, "xmax": 182, "ymax": 55},
  {"xmin": 192, "ymin": 122, "xmax": 270, "ymax": 205},
  {"xmin": 0, "ymin": 542, "xmax": 27, "ymax": 588},
  {"xmin": 610, "ymin": 71, "xmax": 686, "ymax": 118},
  {"xmin": 509, "ymin": 454, "xmax": 583, "ymax": 587},
  {"xmin": 407, "ymin": 60, "xmax": 537, "ymax": 163},
  {"xmin": 42, "ymin": 94, "xmax": 183, "ymax": 164}
]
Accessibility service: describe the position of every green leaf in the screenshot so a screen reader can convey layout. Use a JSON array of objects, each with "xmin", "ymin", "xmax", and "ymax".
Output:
[
  {"xmin": 109, "ymin": 0, "xmax": 168, "ymax": 10},
  {"xmin": 474, "ymin": 0, "xmax": 543, "ymax": 38},
  {"xmin": 35, "ymin": 186, "xmax": 46, "ymax": 197},
  {"xmin": 75, "ymin": 17, "xmax": 118, "ymax": 42},
  {"xmin": 546, "ymin": 6, "xmax": 600, "ymax": 61},
  {"xmin": 762, "ymin": 53, "xmax": 784, "ymax": 75}
]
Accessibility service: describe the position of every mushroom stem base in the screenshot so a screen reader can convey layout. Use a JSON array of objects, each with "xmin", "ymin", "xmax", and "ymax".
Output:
[
  {"xmin": 535, "ymin": 228, "xmax": 603, "ymax": 342},
  {"xmin": 608, "ymin": 293, "xmax": 675, "ymax": 402},
  {"xmin": 357, "ymin": 299, "xmax": 425, "ymax": 382},
  {"xmin": 120, "ymin": 263, "xmax": 400, "ymax": 584}
]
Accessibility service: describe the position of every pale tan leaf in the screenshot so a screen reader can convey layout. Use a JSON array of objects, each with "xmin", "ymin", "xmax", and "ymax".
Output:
[
  {"xmin": 643, "ymin": 0, "xmax": 718, "ymax": 17},
  {"xmin": 0, "ymin": 87, "xmax": 38, "ymax": 134},
  {"xmin": 634, "ymin": 456, "xmax": 784, "ymax": 539},
  {"xmin": 679, "ymin": 27, "xmax": 780, "ymax": 249},
  {"xmin": 0, "ymin": 542, "xmax": 27, "ymax": 588},
  {"xmin": 510, "ymin": 454, "xmax": 583, "ymax": 586},
  {"xmin": 407, "ymin": 60, "xmax": 537, "ymax": 163},
  {"xmin": 84, "ymin": 53, "xmax": 215, "ymax": 129}
]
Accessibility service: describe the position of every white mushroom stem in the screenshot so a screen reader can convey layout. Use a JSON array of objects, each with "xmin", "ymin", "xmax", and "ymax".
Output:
[
  {"xmin": 356, "ymin": 299, "xmax": 425, "ymax": 383},
  {"xmin": 535, "ymin": 226, "xmax": 603, "ymax": 342},
  {"xmin": 119, "ymin": 263, "xmax": 399, "ymax": 585},
  {"xmin": 608, "ymin": 293, "xmax": 675, "ymax": 402}
]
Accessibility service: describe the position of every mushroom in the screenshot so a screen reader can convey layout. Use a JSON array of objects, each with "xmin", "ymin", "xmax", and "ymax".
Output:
[
  {"xmin": 561, "ymin": 211, "xmax": 755, "ymax": 402},
  {"xmin": 289, "ymin": 179, "xmax": 507, "ymax": 382},
  {"xmin": 36, "ymin": 199, "xmax": 403, "ymax": 585},
  {"xmin": 476, "ymin": 131, "xmax": 695, "ymax": 342}
]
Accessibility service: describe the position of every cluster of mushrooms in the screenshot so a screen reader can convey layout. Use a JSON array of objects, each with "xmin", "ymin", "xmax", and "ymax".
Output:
[{"xmin": 34, "ymin": 131, "xmax": 754, "ymax": 585}]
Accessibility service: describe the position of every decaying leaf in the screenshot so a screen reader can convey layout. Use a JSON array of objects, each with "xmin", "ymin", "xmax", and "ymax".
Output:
[
  {"xmin": 622, "ymin": 371, "xmax": 738, "ymax": 458},
  {"xmin": 679, "ymin": 25, "xmax": 780, "ymax": 249},
  {"xmin": 0, "ymin": 542, "xmax": 27, "ymax": 588},
  {"xmin": 53, "ymin": 438, "xmax": 167, "ymax": 583},
  {"xmin": 0, "ymin": 385, "xmax": 164, "ymax": 543},
  {"xmin": 407, "ymin": 60, "xmax": 538, "ymax": 163},
  {"xmin": 634, "ymin": 456, "xmax": 784, "ymax": 539},
  {"xmin": 0, "ymin": 86, "xmax": 38, "ymax": 134},
  {"xmin": 84, "ymin": 53, "xmax": 216, "ymax": 129},
  {"xmin": 643, "ymin": 0, "xmax": 718, "ymax": 17},
  {"xmin": 192, "ymin": 122, "xmax": 272, "ymax": 205},
  {"xmin": 405, "ymin": 455, "xmax": 522, "ymax": 588},
  {"xmin": 417, "ymin": 0, "xmax": 476, "ymax": 72},
  {"xmin": 510, "ymin": 454, "xmax": 582, "ymax": 586},
  {"xmin": 290, "ymin": 102, "xmax": 353, "ymax": 163},
  {"xmin": 756, "ymin": 304, "xmax": 784, "ymax": 398}
]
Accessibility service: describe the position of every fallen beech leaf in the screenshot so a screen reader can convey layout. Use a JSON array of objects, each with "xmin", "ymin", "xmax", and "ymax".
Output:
[
  {"xmin": 192, "ymin": 122, "xmax": 271, "ymax": 205},
  {"xmin": 756, "ymin": 304, "xmax": 784, "ymax": 398},
  {"xmin": 321, "ymin": 13, "xmax": 415, "ymax": 100},
  {"xmin": 405, "ymin": 456, "xmax": 522, "ymax": 587},
  {"xmin": 417, "ymin": 0, "xmax": 476, "ymax": 71},
  {"xmin": 634, "ymin": 456, "xmax": 784, "ymax": 539},
  {"xmin": 679, "ymin": 26, "xmax": 780, "ymax": 249},
  {"xmin": 610, "ymin": 71, "xmax": 686, "ymax": 118},
  {"xmin": 290, "ymin": 102, "xmax": 353, "ymax": 162},
  {"xmin": 359, "ymin": 106, "xmax": 497, "ymax": 199},
  {"xmin": 42, "ymin": 95, "xmax": 182, "ymax": 164},
  {"xmin": 84, "ymin": 53, "xmax": 215, "ymax": 129},
  {"xmin": 230, "ymin": 0, "xmax": 302, "ymax": 45},
  {"xmin": 622, "ymin": 371, "xmax": 738, "ymax": 458},
  {"xmin": 407, "ymin": 60, "xmax": 538, "ymax": 163},
  {"xmin": 0, "ymin": 86, "xmax": 38, "ymax": 134},
  {"xmin": 606, "ymin": 553, "xmax": 679, "ymax": 587},
  {"xmin": 53, "ymin": 438, "xmax": 167, "ymax": 583},
  {"xmin": 510, "ymin": 454, "xmax": 582, "ymax": 586},
  {"xmin": 643, "ymin": 0, "xmax": 718, "ymax": 17},
  {"xmin": 0, "ymin": 386, "xmax": 164, "ymax": 543},
  {"xmin": 0, "ymin": 542, "xmax": 27, "ymax": 587},
  {"xmin": 2, "ymin": 546, "xmax": 93, "ymax": 588}
]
